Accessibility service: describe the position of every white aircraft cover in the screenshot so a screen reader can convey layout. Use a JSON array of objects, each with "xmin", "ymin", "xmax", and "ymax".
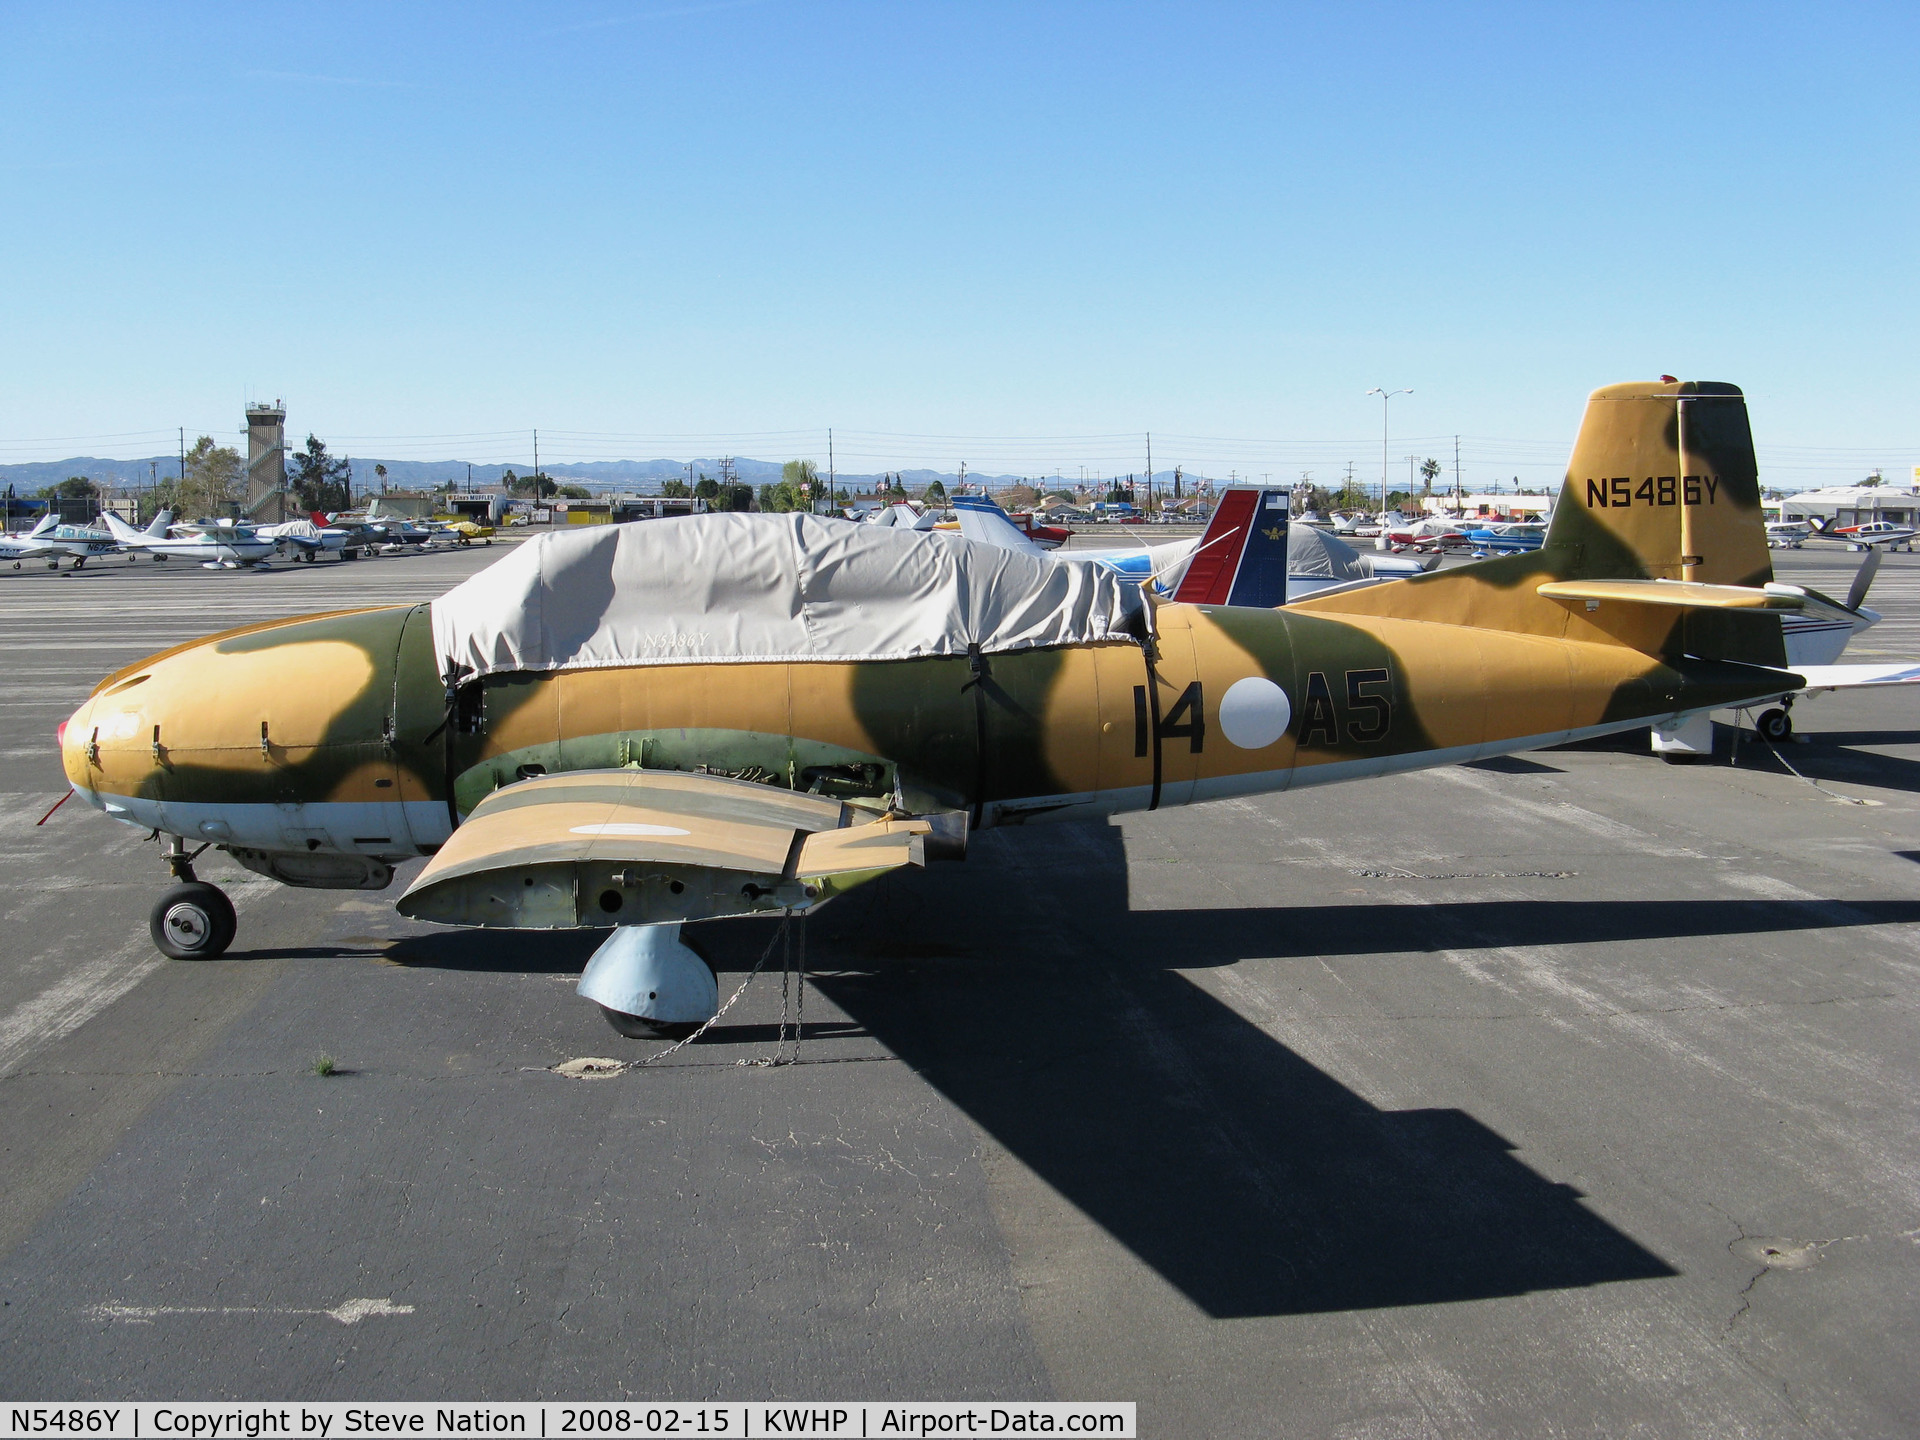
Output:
[
  {"xmin": 257, "ymin": 519, "xmax": 323, "ymax": 540},
  {"xmin": 432, "ymin": 512, "xmax": 1140, "ymax": 680}
]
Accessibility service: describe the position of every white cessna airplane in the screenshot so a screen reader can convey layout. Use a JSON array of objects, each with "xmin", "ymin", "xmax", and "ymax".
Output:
[{"xmin": 103, "ymin": 512, "xmax": 277, "ymax": 568}]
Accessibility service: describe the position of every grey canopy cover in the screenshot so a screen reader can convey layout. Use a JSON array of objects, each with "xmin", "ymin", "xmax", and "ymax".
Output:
[
  {"xmin": 1286, "ymin": 524, "xmax": 1372, "ymax": 583},
  {"xmin": 432, "ymin": 512, "xmax": 1140, "ymax": 680}
]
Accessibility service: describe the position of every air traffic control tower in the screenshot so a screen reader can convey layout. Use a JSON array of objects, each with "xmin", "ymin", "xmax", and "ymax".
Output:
[{"xmin": 245, "ymin": 400, "xmax": 288, "ymax": 522}]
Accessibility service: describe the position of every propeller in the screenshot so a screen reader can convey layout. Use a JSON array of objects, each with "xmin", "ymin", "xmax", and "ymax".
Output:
[{"xmin": 1845, "ymin": 547, "xmax": 1882, "ymax": 612}]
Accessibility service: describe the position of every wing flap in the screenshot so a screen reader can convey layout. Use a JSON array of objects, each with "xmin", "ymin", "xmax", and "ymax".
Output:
[{"xmin": 397, "ymin": 768, "xmax": 926, "ymax": 929}]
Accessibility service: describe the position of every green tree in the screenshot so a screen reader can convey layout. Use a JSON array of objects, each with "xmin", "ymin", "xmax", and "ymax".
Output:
[
  {"xmin": 923, "ymin": 478, "xmax": 947, "ymax": 503},
  {"xmin": 780, "ymin": 460, "xmax": 819, "ymax": 513},
  {"xmin": 660, "ymin": 479, "xmax": 691, "ymax": 499},
  {"xmin": 38, "ymin": 476, "xmax": 99, "ymax": 500},
  {"xmin": 375, "ymin": 463, "xmax": 388, "ymax": 493},
  {"xmin": 1420, "ymin": 458, "xmax": 1441, "ymax": 494},
  {"xmin": 556, "ymin": 484, "xmax": 591, "ymax": 499},
  {"xmin": 693, "ymin": 477, "xmax": 720, "ymax": 501},
  {"xmin": 286, "ymin": 434, "xmax": 351, "ymax": 514},
  {"xmin": 1104, "ymin": 485, "xmax": 1130, "ymax": 504}
]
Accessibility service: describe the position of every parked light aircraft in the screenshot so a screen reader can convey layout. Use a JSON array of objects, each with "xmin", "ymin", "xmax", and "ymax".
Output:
[
  {"xmin": 55, "ymin": 380, "xmax": 1920, "ymax": 1038},
  {"xmin": 1465, "ymin": 521, "xmax": 1549, "ymax": 554},
  {"xmin": 1, "ymin": 513, "xmax": 61, "ymax": 567},
  {"xmin": 1814, "ymin": 519, "xmax": 1917, "ymax": 552},
  {"xmin": 104, "ymin": 512, "xmax": 277, "ymax": 568},
  {"xmin": 20, "ymin": 517, "xmax": 127, "ymax": 569},
  {"xmin": 1379, "ymin": 516, "xmax": 1472, "ymax": 553},
  {"xmin": 255, "ymin": 517, "xmax": 349, "ymax": 561}
]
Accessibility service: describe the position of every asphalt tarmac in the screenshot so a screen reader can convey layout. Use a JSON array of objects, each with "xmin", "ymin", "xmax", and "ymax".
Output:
[{"xmin": 2, "ymin": 537, "xmax": 1917, "ymax": 1436}]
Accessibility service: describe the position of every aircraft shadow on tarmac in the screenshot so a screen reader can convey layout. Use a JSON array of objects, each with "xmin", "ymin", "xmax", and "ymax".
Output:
[
  {"xmin": 812, "ymin": 822, "xmax": 1920, "ymax": 1320},
  {"xmin": 793, "ymin": 821, "xmax": 1713, "ymax": 1323},
  {"xmin": 356, "ymin": 811, "xmax": 1920, "ymax": 1321}
]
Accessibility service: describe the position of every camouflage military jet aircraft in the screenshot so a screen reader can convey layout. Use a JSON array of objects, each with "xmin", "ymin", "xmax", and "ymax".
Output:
[{"xmin": 57, "ymin": 380, "xmax": 1847, "ymax": 1035}]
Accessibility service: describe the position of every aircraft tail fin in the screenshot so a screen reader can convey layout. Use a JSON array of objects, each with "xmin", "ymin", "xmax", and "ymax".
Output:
[
  {"xmin": 102, "ymin": 512, "xmax": 145, "ymax": 542},
  {"xmin": 26, "ymin": 513, "xmax": 57, "ymax": 537},
  {"xmin": 1541, "ymin": 380, "xmax": 1771, "ymax": 587},
  {"xmin": 1167, "ymin": 487, "xmax": 1290, "ymax": 607},
  {"xmin": 951, "ymin": 494, "xmax": 1046, "ymax": 555},
  {"xmin": 145, "ymin": 508, "xmax": 173, "ymax": 536}
]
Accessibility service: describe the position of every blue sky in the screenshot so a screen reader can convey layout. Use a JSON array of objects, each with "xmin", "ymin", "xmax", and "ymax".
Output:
[{"xmin": 1, "ymin": 1, "xmax": 1913, "ymax": 488}]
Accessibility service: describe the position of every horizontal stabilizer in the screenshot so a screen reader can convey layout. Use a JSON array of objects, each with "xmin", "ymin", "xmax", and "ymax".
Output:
[
  {"xmin": 1789, "ymin": 662, "xmax": 1920, "ymax": 692},
  {"xmin": 397, "ymin": 768, "xmax": 929, "ymax": 929},
  {"xmin": 1536, "ymin": 579, "xmax": 1802, "ymax": 611}
]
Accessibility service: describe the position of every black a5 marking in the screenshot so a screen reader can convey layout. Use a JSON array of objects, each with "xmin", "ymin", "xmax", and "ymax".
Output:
[{"xmin": 1298, "ymin": 667, "xmax": 1395, "ymax": 748}]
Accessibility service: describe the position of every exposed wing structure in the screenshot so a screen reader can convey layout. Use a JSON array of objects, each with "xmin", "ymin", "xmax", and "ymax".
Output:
[{"xmin": 397, "ymin": 768, "xmax": 933, "ymax": 929}]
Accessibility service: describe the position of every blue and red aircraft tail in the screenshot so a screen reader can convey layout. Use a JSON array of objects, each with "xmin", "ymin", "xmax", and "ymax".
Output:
[{"xmin": 1168, "ymin": 488, "xmax": 1290, "ymax": 607}]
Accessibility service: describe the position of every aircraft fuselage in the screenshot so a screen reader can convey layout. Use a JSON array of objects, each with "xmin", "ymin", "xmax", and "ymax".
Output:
[{"xmin": 61, "ymin": 593, "xmax": 1787, "ymax": 865}]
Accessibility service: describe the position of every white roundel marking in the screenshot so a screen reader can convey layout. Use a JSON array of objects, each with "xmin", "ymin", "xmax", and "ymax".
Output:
[
  {"xmin": 1218, "ymin": 676, "xmax": 1292, "ymax": 750},
  {"xmin": 569, "ymin": 822, "xmax": 691, "ymax": 837}
]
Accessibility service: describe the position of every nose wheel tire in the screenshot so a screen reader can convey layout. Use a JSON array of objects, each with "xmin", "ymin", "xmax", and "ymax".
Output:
[
  {"xmin": 1755, "ymin": 707, "xmax": 1793, "ymax": 744},
  {"xmin": 150, "ymin": 882, "xmax": 237, "ymax": 959}
]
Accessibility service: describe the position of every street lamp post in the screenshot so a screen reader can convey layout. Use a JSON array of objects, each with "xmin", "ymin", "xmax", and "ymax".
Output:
[{"xmin": 1366, "ymin": 387, "xmax": 1412, "ymax": 512}]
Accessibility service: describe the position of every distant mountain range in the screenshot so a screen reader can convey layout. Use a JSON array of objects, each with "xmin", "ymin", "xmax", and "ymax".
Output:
[{"xmin": 1, "ymin": 455, "xmax": 1214, "ymax": 496}]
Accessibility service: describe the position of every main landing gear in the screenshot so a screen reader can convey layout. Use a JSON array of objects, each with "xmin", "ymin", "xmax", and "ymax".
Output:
[
  {"xmin": 1755, "ymin": 705, "xmax": 1794, "ymax": 744},
  {"xmin": 149, "ymin": 836, "xmax": 236, "ymax": 959}
]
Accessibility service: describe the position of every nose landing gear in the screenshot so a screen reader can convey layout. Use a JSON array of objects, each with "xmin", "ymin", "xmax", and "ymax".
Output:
[
  {"xmin": 149, "ymin": 836, "xmax": 237, "ymax": 959},
  {"xmin": 151, "ymin": 882, "xmax": 237, "ymax": 959}
]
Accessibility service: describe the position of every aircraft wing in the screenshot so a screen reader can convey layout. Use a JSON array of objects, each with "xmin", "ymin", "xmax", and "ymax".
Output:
[{"xmin": 396, "ymin": 768, "xmax": 933, "ymax": 929}]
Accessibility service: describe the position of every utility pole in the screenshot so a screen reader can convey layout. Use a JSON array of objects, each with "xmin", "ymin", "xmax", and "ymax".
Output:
[
  {"xmin": 1453, "ymin": 435, "xmax": 1461, "ymax": 511},
  {"xmin": 1145, "ymin": 433, "xmax": 1152, "ymax": 516},
  {"xmin": 828, "ymin": 429, "xmax": 834, "ymax": 513},
  {"xmin": 533, "ymin": 429, "xmax": 539, "ymax": 492},
  {"xmin": 178, "ymin": 428, "xmax": 185, "ymax": 487}
]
